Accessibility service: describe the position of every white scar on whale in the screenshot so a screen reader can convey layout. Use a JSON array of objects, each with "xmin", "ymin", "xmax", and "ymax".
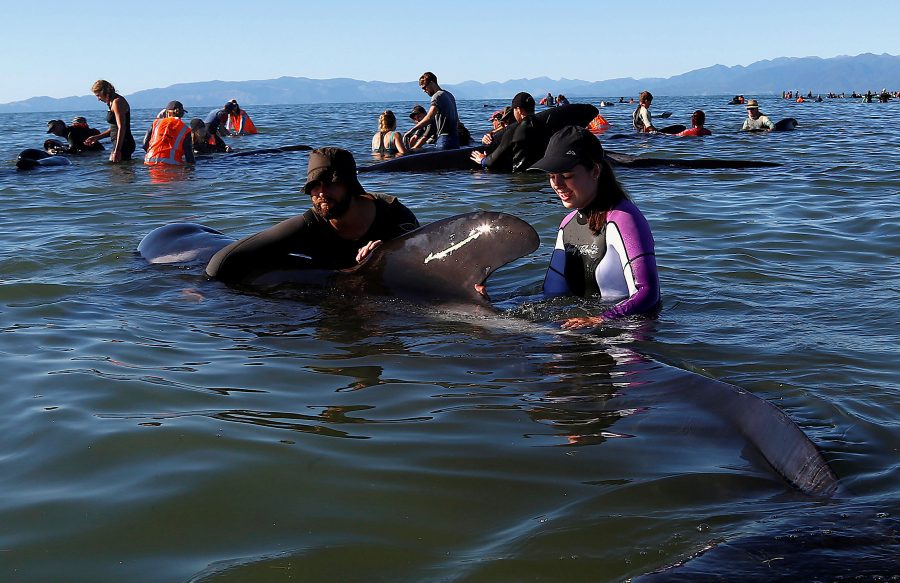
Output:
[{"xmin": 424, "ymin": 223, "xmax": 494, "ymax": 264}]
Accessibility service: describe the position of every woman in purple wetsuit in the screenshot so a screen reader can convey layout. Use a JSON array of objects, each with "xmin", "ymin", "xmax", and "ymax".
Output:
[{"xmin": 529, "ymin": 126, "xmax": 661, "ymax": 329}]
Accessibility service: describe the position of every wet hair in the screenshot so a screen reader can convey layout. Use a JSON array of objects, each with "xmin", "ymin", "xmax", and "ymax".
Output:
[
  {"xmin": 691, "ymin": 110, "xmax": 705, "ymax": 127},
  {"xmin": 228, "ymin": 99, "xmax": 241, "ymax": 114},
  {"xmin": 91, "ymin": 80, "xmax": 115, "ymax": 98},
  {"xmin": 419, "ymin": 71, "xmax": 437, "ymax": 87},
  {"xmin": 579, "ymin": 159, "xmax": 631, "ymax": 235},
  {"xmin": 639, "ymin": 91, "xmax": 653, "ymax": 104},
  {"xmin": 378, "ymin": 110, "xmax": 397, "ymax": 133}
]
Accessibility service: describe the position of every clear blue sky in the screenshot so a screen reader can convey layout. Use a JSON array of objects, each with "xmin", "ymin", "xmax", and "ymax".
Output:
[{"xmin": 4, "ymin": 0, "xmax": 899, "ymax": 104}]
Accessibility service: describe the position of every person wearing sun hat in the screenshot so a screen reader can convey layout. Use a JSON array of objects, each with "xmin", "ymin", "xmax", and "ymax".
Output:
[
  {"xmin": 741, "ymin": 99, "xmax": 775, "ymax": 131},
  {"xmin": 528, "ymin": 125, "xmax": 661, "ymax": 328},
  {"xmin": 206, "ymin": 147, "xmax": 420, "ymax": 283}
]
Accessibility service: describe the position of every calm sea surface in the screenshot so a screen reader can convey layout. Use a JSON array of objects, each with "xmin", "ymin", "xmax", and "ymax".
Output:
[{"xmin": 1, "ymin": 96, "xmax": 897, "ymax": 581}]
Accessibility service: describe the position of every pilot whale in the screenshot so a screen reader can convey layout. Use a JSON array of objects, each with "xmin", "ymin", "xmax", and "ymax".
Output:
[{"xmin": 140, "ymin": 211, "xmax": 540, "ymax": 305}]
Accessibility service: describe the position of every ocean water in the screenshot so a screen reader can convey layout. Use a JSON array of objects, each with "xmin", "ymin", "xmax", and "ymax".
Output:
[{"xmin": 0, "ymin": 96, "xmax": 897, "ymax": 582}]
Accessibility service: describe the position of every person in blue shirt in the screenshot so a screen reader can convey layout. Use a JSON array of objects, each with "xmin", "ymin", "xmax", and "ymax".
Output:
[{"xmin": 204, "ymin": 102, "xmax": 239, "ymax": 139}]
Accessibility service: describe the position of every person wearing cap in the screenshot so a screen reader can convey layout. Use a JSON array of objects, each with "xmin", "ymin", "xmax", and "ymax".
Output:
[
  {"xmin": 404, "ymin": 72, "xmax": 459, "ymax": 150},
  {"xmin": 142, "ymin": 101, "xmax": 194, "ymax": 165},
  {"xmin": 470, "ymin": 92, "xmax": 550, "ymax": 172},
  {"xmin": 84, "ymin": 79, "xmax": 135, "ymax": 162},
  {"xmin": 46, "ymin": 117, "xmax": 104, "ymax": 154},
  {"xmin": 190, "ymin": 119, "xmax": 231, "ymax": 154},
  {"xmin": 529, "ymin": 125, "xmax": 661, "ymax": 329},
  {"xmin": 406, "ymin": 104, "xmax": 437, "ymax": 149},
  {"xmin": 205, "ymin": 147, "xmax": 420, "ymax": 284},
  {"xmin": 480, "ymin": 107, "xmax": 512, "ymax": 146},
  {"xmin": 225, "ymin": 99, "xmax": 258, "ymax": 135},
  {"xmin": 632, "ymin": 91, "xmax": 657, "ymax": 133},
  {"xmin": 740, "ymin": 99, "xmax": 775, "ymax": 131}
]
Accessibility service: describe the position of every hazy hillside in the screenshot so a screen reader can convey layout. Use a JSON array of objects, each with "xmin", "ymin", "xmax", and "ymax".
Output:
[{"xmin": 2, "ymin": 53, "xmax": 897, "ymax": 113}]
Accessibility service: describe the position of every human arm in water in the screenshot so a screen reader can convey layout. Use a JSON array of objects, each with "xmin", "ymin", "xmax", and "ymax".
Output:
[{"xmin": 547, "ymin": 203, "xmax": 661, "ymax": 329}]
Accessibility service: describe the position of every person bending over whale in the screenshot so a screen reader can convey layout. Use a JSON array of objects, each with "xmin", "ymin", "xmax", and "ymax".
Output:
[
  {"xmin": 470, "ymin": 92, "xmax": 550, "ymax": 172},
  {"xmin": 189, "ymin": 119, "xmax": 231, "ymax": 154},
  {"xmin": 206, "ymin": 147, "xmax": 420, "ymax": 283},
  {"xmin": 84, "ymin": 80, "xmax": 135, "ymax": 162},
  {"xmin": 46, "ymin": 117, "xmax": 104, "ymax": 153},
  {"xmin": 142, "ymin": 101, "xmax": 195, "ymax": 165},
  {"xmin": 404, "ymin": 72, "xmax": 459, "ymax": 150},
  {"xmin": 529, "ymin": 126, "xmax": 661, "ymax": 329}
]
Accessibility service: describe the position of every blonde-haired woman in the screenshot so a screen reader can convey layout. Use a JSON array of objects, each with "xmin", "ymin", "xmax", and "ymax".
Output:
[
  {"xmin": 371, "ymin": 110, "xmax": 407, "ymax": 156},
  {"xmin": 83, "ymin": 80, "xmax": 135, "ymax": 162}
]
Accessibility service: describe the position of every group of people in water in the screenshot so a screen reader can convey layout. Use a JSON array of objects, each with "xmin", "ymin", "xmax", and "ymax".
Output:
[
  {"xmin": 785, "ymin": 89, "xmax": 896, "ymax": 103},
  {"xmin": 41, "ymin": 80, "xmax": 259, "ymax": 166},
  {"xmin": 29, "ymin": 71, "xmax": 811, "ymax": 327},
  {"xmin": 205, "ymin": 72, "xmax": 662, "ymax": 328}
]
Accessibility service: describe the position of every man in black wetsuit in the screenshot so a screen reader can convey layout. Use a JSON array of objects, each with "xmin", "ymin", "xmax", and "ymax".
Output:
[
  {"xmin": 46, "ymin": 117, "xmax": 104, "ymax": 153},
  {"xmin": 470, "ymin": 92, "xmax": 551, "ymax": 172},
  {"xmin": 206, "ymin": 147, "xmax": 420, "ymax": 284}
]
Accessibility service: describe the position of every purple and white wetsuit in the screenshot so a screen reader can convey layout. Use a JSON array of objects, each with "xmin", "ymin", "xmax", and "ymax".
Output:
[{"xmin": 543, "ymin": 198, "xmax": 661, "ymax": 319}]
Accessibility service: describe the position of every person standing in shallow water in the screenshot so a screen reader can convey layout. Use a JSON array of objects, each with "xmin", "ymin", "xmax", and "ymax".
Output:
[
  {"xmin": 83, "ymin": 80, "xmax": 135, "ymax": 162},
  {"xmin": 632, "ymin": 91, "xmax": 657, "ymax": 133},
  {"xmin": 528, "ymin": 126, "xmax": 661, "ymax": 329}
]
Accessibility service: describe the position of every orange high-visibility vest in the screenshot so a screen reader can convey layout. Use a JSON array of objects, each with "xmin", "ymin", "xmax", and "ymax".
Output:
[
  {"xmin": 588, "ymin": 114, "xmax": 609, "ymax": 132},
  {"xmin": 144, "ymin": 118, "xmax": 189, "ymax": 165},
  {"xmin": 227, "ymin": 111, "xmax": 258, "ymax": 134}
]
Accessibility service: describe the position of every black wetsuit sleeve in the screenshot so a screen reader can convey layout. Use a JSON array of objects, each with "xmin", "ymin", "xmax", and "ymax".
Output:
[
  {"xmin": 184, "ymin": 134, "xmax": 194, "ymax": 164},
  {"xmin": 206, "ymin": 213, "xmax": 317, "ymax": 283},
  {"xmin": 142, "ymin": 126, "xmax": 152, "ymax": 152},
  {"xmin": 66, "ymin": 130, "xmax": 79, "ymax": 154},
  {"xmin": 481, "ymin": 121, "xmax": 518, "ymax": 171},
  {"xmin": 213, "ymin": 134, "xmax": 229, "ymax": 152}
]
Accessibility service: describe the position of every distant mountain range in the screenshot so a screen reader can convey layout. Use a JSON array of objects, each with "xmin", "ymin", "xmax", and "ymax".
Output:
[{"xmin": 3, "ymin": 53, "xmax": 898, "ymax": 113}]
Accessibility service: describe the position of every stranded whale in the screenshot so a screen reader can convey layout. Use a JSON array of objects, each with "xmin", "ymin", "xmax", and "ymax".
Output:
[
  {"xmin": 140, "ymin": 211, "xmax": 540, "ymax": 305},
  {"xmin": 138, "ymin": 211, "xmax": 839, "ymax": 498}
]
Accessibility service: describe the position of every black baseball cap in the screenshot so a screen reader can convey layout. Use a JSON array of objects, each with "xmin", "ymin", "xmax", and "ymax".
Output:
[
  {"xmin": 511, "ymin": 91, "xmax": 535, "ymax": 110},
  {"xmin": 166, "ymin": 100, "xmax": 186, "ymax": 116},
  {"xmin": 529, "ymin": 125, "xmax": 605, "ymax": 173},
  {"xmin": 409, "ymin": 104, "xmax": 427, "ymax": 119}
]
